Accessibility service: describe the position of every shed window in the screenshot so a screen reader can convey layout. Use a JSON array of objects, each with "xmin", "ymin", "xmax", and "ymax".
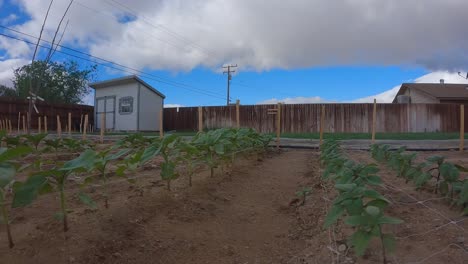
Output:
[{"xmin": 119, "ymin": 96, "xmax": 133, "ymax": 114}]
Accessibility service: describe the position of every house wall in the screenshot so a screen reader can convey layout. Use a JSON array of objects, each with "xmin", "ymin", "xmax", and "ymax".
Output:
[
  {"xmin": 405, "ymin": 88, "xmax": 440, "ymax": 103},
  {"xmin": 138, "ymin": 84, "xmax": 163, "ymax": 131},
  {"xmin": 95, "ymin": 82, "xmax": 138, "ymax": 131}
]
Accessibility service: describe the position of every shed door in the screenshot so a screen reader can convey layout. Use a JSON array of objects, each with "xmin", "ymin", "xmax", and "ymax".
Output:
[{"xmin": 96, "ymin": 96, "xmax": 115, "ymax": 130}]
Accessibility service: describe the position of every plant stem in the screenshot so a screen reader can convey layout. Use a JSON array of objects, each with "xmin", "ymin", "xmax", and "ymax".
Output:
[
  {"xmin": 59, "ymin": 185, "xmax": 68, "ymax": 232},
  {"xmin": 0, "ymin": 195, "xmax": 14, "ymax": 248},
  {"xmin": 434, "ymin": 171, "xmax": 440, "ymax": 194},
  {"xmin": 378, "ymin": 225, "xmax": 387, "ymax": 264},
  {"xmin": 210, "ymin": 167, "xmax": 214, "ymax": 178},
  {"xmin": 167, "ymin": 180, "xmax": 171, "ymax": 191},
  {"xmin": 102, "ymin": 169, "xmax": 109, "ymax": 209}
]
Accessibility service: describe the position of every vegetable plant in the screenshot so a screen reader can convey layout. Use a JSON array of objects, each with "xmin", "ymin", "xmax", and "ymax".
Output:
[
  {"xmin": 22, "ymin": 133, "xmax": 48, "ymax": 151},
  {"xmin": 13, "ymin": 150, "xmax": 97, "ymax": 232},
  {"xmin": 295, "ymin": 187, "xmax": 312, "ymax": 205},
  {"xmin": 0, "ymin": 146, "xmax": 32, "ymax": 248}
]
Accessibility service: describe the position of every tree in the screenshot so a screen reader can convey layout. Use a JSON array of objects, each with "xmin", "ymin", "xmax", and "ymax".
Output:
[
  {"xmin": 13, "ymin": 60, "xmax": 96, "ymax": 104},
  {"xmin": 0, "ymin": 85, "xmax": 18, "ymax": 98}
]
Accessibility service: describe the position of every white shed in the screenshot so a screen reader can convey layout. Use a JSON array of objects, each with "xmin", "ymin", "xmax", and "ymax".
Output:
[{"xmin": 90, "ymin": 75, "xmax": 165, "ymax": 131}]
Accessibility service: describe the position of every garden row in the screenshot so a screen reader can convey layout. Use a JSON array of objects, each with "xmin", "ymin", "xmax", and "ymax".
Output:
[
  {"xmin": 0, "ymin": 128, "xmax": 272, "ymax": 249},
  {"xmin": 370, "ymin": 144, "xmax": 468, "ymax": 215},
  {"xmin": 320, "ymin": 140, "xmax": 402, "ymax": 264}
]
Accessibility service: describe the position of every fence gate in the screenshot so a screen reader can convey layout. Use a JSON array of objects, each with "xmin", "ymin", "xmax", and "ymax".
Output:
[{"xmin": 95, "ymin": 96, "xmax": 115, "ymax": 130}]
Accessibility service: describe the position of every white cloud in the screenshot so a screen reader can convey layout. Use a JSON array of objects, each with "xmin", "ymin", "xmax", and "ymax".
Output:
[
  {"xmin": 1, "ymin": 14, "xmax": 18, "ymax": 25},
  {"xmin": 3, "ymin": 0, "xmax": 468, "ymax": 72},
  {"xmin": 258, "ymin": 71, "xmax": 468, "ymax": 104},
  {"xmin": 0, "ymin": 58, "xmax": 30, "ymax": 87},
  {"xmin": 164, "ymin": 104, "xmax": 184, "ymax": 108}
]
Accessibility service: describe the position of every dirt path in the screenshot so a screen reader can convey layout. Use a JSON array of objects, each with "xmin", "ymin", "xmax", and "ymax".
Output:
[{"xmin": 1, "ymin": 150, "xmax": 312, "ymax": 264}]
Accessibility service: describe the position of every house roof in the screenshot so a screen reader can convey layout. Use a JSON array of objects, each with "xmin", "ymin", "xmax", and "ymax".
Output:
[
  {"xmin": 392, "ymin": 83, "xmax": 468, "ymax": 103},
  {"xmin": 89, "ymin": 75, "xmax": 166, "ymax": 99}
]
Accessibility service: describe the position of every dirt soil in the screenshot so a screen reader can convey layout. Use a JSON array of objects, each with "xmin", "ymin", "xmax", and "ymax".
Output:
[
  {"xmin": 0, "ymin": 150, "xmax": 318, "ymax": 264},
  {"xmin": 1, "ymin": 148, "xmax": 468, "ymax": 264}
]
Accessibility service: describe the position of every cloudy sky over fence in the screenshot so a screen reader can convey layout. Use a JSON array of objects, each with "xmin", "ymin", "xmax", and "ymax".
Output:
[{"xmin": 1, "ymin": 0, "xmax": 468, "ymax": 106}]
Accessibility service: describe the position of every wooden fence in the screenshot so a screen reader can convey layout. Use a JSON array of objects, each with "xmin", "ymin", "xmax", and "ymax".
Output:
[
  {"xmin": 163, "ymin": 103, "xmax": 467, "ymax": 133},
  {"xmin": 0, "ymin": 97, "xmax": 94, "ymax": 132}
]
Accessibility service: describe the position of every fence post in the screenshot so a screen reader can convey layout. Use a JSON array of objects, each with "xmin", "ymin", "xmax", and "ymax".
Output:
[
  {"xmin": 100, "ymin": 112, "xmax": 105, "ymax": 144},
  {"xmin": 22, "ymin": 115, "xmax": 26, "ymax": 134},
  {"xmin": 83, "ymin": 114, "xmax": 88, "ymax": 140},
  {"xmin": 276, "ymin": 102, "xmax": 281, "ymax": 150},
  {"xmin": 460, "ymin": 105, "xmax": 464, "ymax": 152},
  {"xmin": 57, "ymin": 115, "xmax": 62, "ymax": 139},
  {"xmin": 236, "ymin": 99, "xmax": 240, "ymax": 128},
  {"xmin": 17, "ymin": 112, "xmax": 20, "ymax": 134},
  {"xmin": 320, "ymin": 105, "xmax": 325, "ymax": 146},
  {"xmin": 44, "ymin": 116, "xmax": 48, "ymax": 133},
  {"xmin": 38, "ymin": 116, "xmax": 42, "ymax": 133},
  {"xmin": 80, "ymin": 114, "xmax": 83, "ymax": 133},
  {"xmin": 68, "ymin": 112, "xmax": 71, "ymax": 136},
  {"xmin": 198, "ymin": 106, "xmax": 203, "ymax": 132},
  {"xmin": 372, "ymin": 98, "xmax": 377, "ymax": 143},
  {"xmin": 159, "ymin": 108, "xmax": 164, "ymax": 138}
]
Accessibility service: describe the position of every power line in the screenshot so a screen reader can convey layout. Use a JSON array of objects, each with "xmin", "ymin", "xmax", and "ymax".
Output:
[
  {"xmin": 100, "ymin": 0, "xmax": 218, "ymax": 57},
  {"xmin": 73, "ymin": 1, "xmax": 193, "ymax": 53},
  {"xmin": 0, "ymin": 26, "xmax": 225, "ymax": 98},
  {"xmin": 223, "ymin": 64, "xmax": 237, "ymax": 105},
  {"xmin": 0, "ymin": 32, "xmax": 226, "ymax": 100}
]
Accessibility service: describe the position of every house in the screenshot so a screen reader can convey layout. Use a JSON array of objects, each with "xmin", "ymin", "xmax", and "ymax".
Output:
[
  {"xmin": 90, "ymin": 75, "xmax": 165, "ymax": 131},
  {"xmin": 393, "ymin": 80, "xmax": 468, "ymax": 104}
]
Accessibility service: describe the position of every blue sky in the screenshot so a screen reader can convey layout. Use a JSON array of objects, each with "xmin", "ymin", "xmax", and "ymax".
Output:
[{"xmin": 1, "ymin": 0, "xmax": 468, "ymax": 107}]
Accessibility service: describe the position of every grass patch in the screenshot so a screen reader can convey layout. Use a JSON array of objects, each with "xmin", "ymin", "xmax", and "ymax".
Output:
[{"xmin": 278, "ymin": 132, "xmax": 465, "ymax": 140}]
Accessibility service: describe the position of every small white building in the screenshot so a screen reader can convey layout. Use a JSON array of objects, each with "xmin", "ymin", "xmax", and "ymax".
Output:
[{"xmin": 90, "ymin": 75, "xmax": 165, "ymax": 131}]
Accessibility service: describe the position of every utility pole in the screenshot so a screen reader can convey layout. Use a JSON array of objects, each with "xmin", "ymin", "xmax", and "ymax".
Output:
[{"xmin": 223, "ymin": 64, "xmax": 237, "ymax": 106}]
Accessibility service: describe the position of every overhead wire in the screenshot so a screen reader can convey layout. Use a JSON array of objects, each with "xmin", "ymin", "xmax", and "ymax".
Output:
[
  {"xmin": 0, "ymin": 32, "xmax": 226, "ymax": 100},
  {"xmin": 0, "ymin": 26, "xmax": 226, "ymax": 99}
]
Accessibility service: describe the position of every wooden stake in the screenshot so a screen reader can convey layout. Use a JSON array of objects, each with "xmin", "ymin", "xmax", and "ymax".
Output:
[
  {"xmin": 159, "ymin": 109, "xmax": 164, "ymax": 138},
  {"xmin": 0, "ymin": 119, "xmax": 3, "ymax": 130},
  {"xmin": 68, "ymin": 112, "xmax": 72, "ymax": 136},
  {"xmin": 372, "ymin": 98, "xmax": 377, "ymax": 143},
  {"xmin": 22, "ymin": 115, "xmax": 26, "ymax": 134},
  {"xmin": 100, "ymin": 112, "xmax": 105, "ymax": 144},
  {"xmin": 236, "ymin": 99, "xmax": 240, "ymax": 128},
  {"xmin": 8, "ymin": 120, "xmax": 12, "ymax": 134},
  {"xmin": 38, "ymin": 116, "xmax": 42, "ymax": 133},
  {"xmin": 198, "ymin": 106, "xmax": 203, "ymax": 133},
  {"xmin": 276, "ymin": 103, "xmax": 281, "ymax": 150},
  {"xmin": 44, "ymin": 116, "xmax": 48, "ymax": 133},
  {"xmin": 17, "ymin": 112, "xmax": 20, "ymax": 134},
  {"xmin": 57, "ymin": 115, "xmax": 62, "ymax": 138},
  {"xmin": 320, "ymin": 105, "xmax": 325, "ymax": 146},
  {"xmin": 83, "ymin": 114, "xmax": 88, "ymax": 140},
  {"xmin": 460, "ymin": 104, "xmax": 465, "ymax": 152}
]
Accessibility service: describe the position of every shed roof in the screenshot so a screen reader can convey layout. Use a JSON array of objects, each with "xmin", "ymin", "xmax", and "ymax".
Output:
[
  {"xmin": 392, "ymin": 83, "xmax": 468, "ymax": 103},
  {"xmin": 90, "ymin": 75, "xmax": 166, "ymax": 99}
]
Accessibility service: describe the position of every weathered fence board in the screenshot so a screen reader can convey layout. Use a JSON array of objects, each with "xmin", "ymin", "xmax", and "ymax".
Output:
[
  {"xmin": 0, "ymin": 97, "xmax": 93, "ymax": 132},
  {"xmin": 164, "ymin": 103, "xmax": 468, "ymax": 133}
]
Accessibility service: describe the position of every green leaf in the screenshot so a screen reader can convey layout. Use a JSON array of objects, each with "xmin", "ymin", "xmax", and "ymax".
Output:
[
  {"xmin": 366, "ymin": 176, "xmax": 382, "ymax": 185},
  {"xmin": 365, "ymin": 199, "xmax": 389, "ymax": 209},
  {"xmin": 349, "ymin": 230, "xmax": 372, "ymax": 256},
  {"xmin": 12, "ymin": 174, "xmax": 48, "ymax": 208},
  {"xmin": 60, "ymin": 149, "xmax": 97, "ymax": 171},
  {"xmin": 78, "ymin": 193, "xmax": 97, "ymax": 209},
  {"xmin": 365, "ymin": 205, "xmax": 381, "ymax": 216},
  {"xmin": 382, "ymin": 234, "xmax": 396, "ymax": 253},
  {"xmin": 345, "ymin": 215, "xmax": 368, "ymax": 226},
  {"xmin": 363, "ymin": 189, "xmax": 389, "ymax": 203},
  {"xmin": 160, "ymin": 161, "xmax": 177, "ymax": 180},
  {"xmin": 335, "ymin": 183, "xmax": 356, "ymax": 192},
  {"xmin": 104, "ymin": 148, "xmax": 131, "ymax": 162},
  {"xmin": 347, "ymin": 199, "xmax": 364, "ymax": 215},
  {"xmin": 323, "ymin": 205, "xmax": 345, "ymax": 228},
  {"xmin": 427, "ymin": 155, "xmax": 444, "ymax": 164},
  {"xmin": 439, "ymin": 163, "xmax": 460, "ymax": 182},
  {"xmin": 54, "ymin": 212, "xmax": 64, "ymax": 221},
  {"xmin": 0, "ymin": 146, "xmax": 32, "ymax": 162},
  {"xmin": 377, "ymin": 216, "xmax": 403, "ymax": 225},
  {"xmin": 439, "ymin": 181, "xmax": 449, "ymax": 195},
  {"xmin": 0, "ymin": 162, "xmax": 15, "ymax": 188}
]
